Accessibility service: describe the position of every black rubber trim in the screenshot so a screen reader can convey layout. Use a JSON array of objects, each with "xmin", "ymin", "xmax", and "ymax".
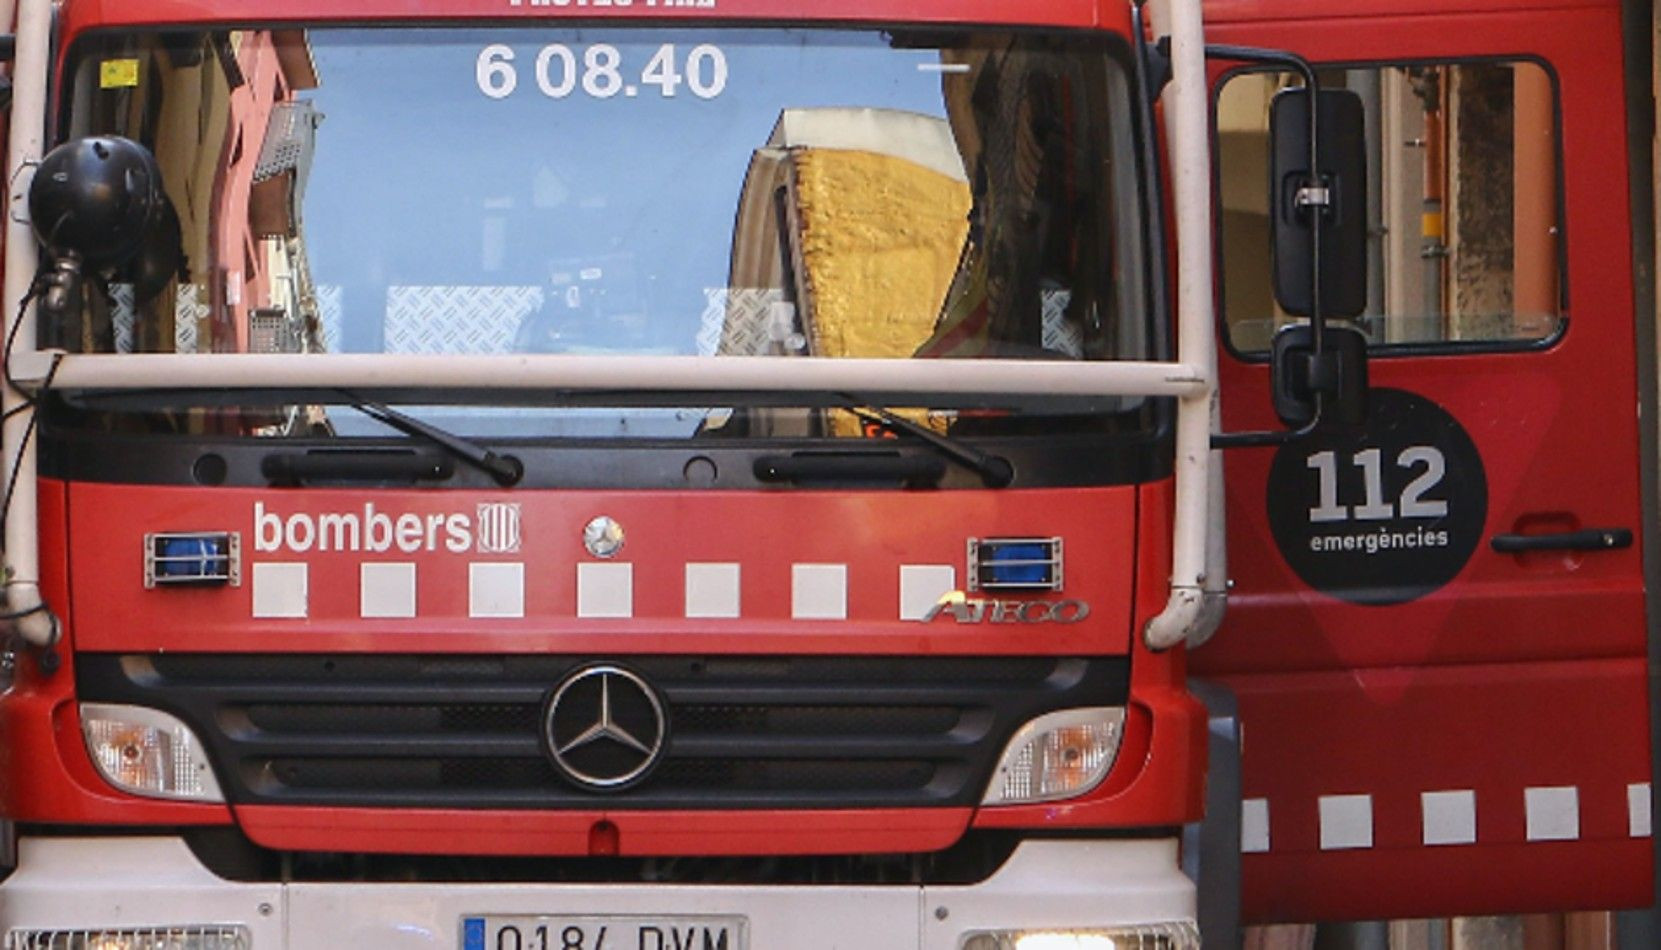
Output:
[
  {"xmin": 261, "ymin": 449, "xmax": 456, "ymax": 484},
  {"xmin": 753, "ymin": 452, "xmax": 949, "ymax": 487},
  {"xmin": 40, "ymin": 427, "xmax": 1171, "ymax": 490}
]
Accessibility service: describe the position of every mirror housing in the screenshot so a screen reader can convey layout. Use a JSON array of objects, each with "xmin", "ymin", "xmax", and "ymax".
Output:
[
  {"xmin": 29, "ymin": 135, "xmax": 163, "ymax": 268},
  {"xmin": 1271, "ymin": 323, "xmax": 1369, "ymax": 428},
  {"xmin": 1269, "ymin": 87, "xmax": 1368, "ymax": 318}
]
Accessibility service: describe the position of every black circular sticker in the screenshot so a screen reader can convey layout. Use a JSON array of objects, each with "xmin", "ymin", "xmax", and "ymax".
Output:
[{"xmin": 1266, "ymin": 388, "xmax": 1487, "ymax": 606}]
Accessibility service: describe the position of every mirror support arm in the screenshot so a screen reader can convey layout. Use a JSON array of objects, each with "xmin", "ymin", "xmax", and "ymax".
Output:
[{"xmin": 1199, "ymin": 43, "xmax": 1334, "ymax": 450}]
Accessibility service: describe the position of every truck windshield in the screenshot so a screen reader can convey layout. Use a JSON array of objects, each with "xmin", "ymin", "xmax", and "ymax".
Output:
[{"xmin": 55, "ymin": 26, "xmax": 1148, "ymax": 437}]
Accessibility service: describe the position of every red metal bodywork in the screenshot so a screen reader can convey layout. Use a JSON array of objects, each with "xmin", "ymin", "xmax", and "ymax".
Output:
[
  {"xmin": 1194, "ymin": 0, "xmax": 1653, "ymax": 922},
  {"xmin": 0, "ymin": 477, "xmax": 1203, "ymax": 852},
  {"xmin": 59, "ymin": 0, "xmax": 1121, "ymax": 36},
  {"xmin": 66, "ymin": 485, "xmax": 1140, "ymax": 656}
]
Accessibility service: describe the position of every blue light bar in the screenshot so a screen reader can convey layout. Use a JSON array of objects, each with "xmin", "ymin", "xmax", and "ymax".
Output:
[
  {"xmin": 144, "ymin": 532, "xmax": 241, "ymax": 588},
  {"xmin": 969, "ymin": 537, "xmax": 1063, "ymax": 592}
]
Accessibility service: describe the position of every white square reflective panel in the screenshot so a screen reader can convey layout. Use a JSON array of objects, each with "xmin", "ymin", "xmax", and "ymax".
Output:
[
  {"xmin": 1420, "ymin": 789, "xmax": 1477, "ymax": 846},
  {"xmin": 1318, "ymin": 794, "xmax": 1373, "ymax": 851},
  {"xmin": 469, "ymin": 562, "xmax": 525, "ymax": 618},
  {"xmin": 1241, "ymin": 798, "xmax": 1270, "ymax": 853},
  {"xmin": 792, "ymin": 564, "xmax": 848, "ymax": 620},
  {"xmin": 899, "ymin": 565, "xmax": 955, "ymax": 621},
  {"xmin": 578, "ymin": 562, "xmax": 634, "ymax": 619},
  {"xmin": 685, "ymin": 563, "xmax": 740, "ymax": 619},
  {"xmin": 360, "ymin": 562, "xmax": 416, "ymax": 618},
  {"xmin": 1525, "ymin": 786, "xmax": 1580, "ymax": 842},
  {"xmin": 252, "ymin": 562, "xmax": 308, "ymax": 619}
]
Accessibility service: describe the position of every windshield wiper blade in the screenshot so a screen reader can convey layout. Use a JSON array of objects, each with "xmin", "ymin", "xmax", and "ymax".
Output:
[
  {"xmin": 347, "ymin": 397, "xmax": 523, "ymax": 487},
  {"xmin": 839, "ymin": 398, "xmax": 1014, "ymax": 488}
]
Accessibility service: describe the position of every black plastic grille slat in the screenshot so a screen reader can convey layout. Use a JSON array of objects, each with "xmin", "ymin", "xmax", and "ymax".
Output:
[
  {"xmin": 244, "ymin": 703, "xmax": 963, "ymax": 738},
  {"xmin": 263, "ymin": 757, "xmax": 941, "ymax": 794},
  {"xmin": 244, "ymin": 703, "xmax": 543, "ymax": 735},
  {"xmin": 79, "ymin": 653, "xmax": 1129, "ymax": 810},
  {"xmin": 675, "ymin": 704, "xmax": 961, "ymax": 735},
  {"xmin": 236, "ymin": 734, "xmax": 544, "ymax": 757},
  {"xmin": 667, "ymin": 734, "xmax": 981, "ymax": 758}
]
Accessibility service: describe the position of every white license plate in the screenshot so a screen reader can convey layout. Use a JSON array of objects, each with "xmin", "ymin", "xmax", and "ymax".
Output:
[{"xmin": 463, "ymin": 915, "xmax": 748, "ymax": 950}]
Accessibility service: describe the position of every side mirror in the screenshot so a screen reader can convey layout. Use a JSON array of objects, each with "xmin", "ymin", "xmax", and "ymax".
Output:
[
  {"xmin": 29, "ymin": 135, "xmax": 163, "ymax": 268},
  {"xmin": 1205, "ymin": 49, "xmax": 1375, "ymax": 448},
  {"xmin": 1271, "ymin": 323, "xmax": 1368, "ymax": 428},
  {"xmin": 1269, "ymin": 87, "xmax": 1367, "ymax": 318},
  {"xmin": 28, "ymin": 136, "xmax": 166, "ymax": 334}
]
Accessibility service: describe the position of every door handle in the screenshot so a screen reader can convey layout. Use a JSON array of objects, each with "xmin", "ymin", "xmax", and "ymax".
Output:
[{"xmin": 1490, "ymin": 528, "xmax": 1633, "ymax": 553}]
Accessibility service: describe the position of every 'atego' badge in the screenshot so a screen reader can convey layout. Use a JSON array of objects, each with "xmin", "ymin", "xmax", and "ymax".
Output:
[
  {"xmin": 1266, "ymin": 388, "xmax": 1487, "ymax": 606},
  {"xmin": 923, "ymin": 592, "xmax": 1090, "ymax": 624}
]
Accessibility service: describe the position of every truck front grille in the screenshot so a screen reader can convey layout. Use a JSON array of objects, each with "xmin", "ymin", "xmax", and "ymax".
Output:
[{"xmin": 76, "ymin": 653, "xmax": 1129, "ymax": 810}]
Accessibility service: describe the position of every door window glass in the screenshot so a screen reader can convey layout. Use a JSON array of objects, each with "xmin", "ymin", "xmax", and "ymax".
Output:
[{"xmin": 1217, "ymin": 61, "xmax": 1562, "ymax": 352}]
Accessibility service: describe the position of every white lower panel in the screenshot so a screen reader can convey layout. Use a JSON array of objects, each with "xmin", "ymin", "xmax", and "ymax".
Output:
[
  {"xmin": 921, "ymin": 839, "xmax": 1194, "ymax": 946},
  {"xmin": 1, "ymin": 836, "xmax": 1192, "ymax": 950},
  {"xmin": 0, "ymin": 837, "xmax": 285, "ymax": 944}
]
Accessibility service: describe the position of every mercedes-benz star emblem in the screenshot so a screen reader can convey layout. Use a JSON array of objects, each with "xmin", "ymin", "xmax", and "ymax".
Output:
[{"xmin": 543, "ymin": 664, "xmax": 667, "ymax": 791}]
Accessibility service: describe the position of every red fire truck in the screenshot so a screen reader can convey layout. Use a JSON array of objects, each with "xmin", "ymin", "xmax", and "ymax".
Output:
[{"xmin": 0, "ymin": 0, "xmax": 1650, "ymax": 946}]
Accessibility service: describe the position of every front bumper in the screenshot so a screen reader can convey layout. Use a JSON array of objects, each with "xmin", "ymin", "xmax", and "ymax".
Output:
[{"xmin": 0, "ymin": 835, "xmax": 1193, "ymax": 949}]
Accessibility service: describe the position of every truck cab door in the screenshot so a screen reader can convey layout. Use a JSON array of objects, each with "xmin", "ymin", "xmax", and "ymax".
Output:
[{"xmin": 1193, "ymin": 4, "xmax": 1652, "ymax": 923}]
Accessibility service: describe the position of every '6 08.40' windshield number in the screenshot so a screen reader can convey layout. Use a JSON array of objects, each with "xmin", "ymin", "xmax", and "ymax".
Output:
[{"xmin": 477, "ymin": 43, "xmax": 728, "ymax": 100}]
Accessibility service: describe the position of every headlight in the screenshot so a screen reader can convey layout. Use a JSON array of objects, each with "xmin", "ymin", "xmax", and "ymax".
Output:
[
  {"xmin": 81, "ymin": 703, "xmax": 223, "ymax": 802},
  {"xmin": 6, "ymin": 926, "xmax": 248, "ymax": 949},
  {"xmin": 961, "ymin": 921, "xmax": 1200, "ymax": 950},
  {"xmin": 982, "ymin": 707, "xmax": 1124, "ymax": 805}
]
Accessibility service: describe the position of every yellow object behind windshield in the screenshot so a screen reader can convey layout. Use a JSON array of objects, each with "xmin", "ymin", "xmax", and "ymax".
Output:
[{"xmin": 792, "ymin": 147, "xmax": 969, "ymax": 436}]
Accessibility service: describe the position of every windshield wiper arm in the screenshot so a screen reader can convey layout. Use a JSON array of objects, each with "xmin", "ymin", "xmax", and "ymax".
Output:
[
  {"xmin": 839, "ymin": 397, "xmax": 1014, "ymax": 488},
  {"xmin": 347, "ymin": 397, "xmax": 523, "ymax": 487}
]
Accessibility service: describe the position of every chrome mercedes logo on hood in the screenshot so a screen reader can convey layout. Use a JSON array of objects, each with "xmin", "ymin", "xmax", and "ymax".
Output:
[{"xmin": 543, "ymin": 664, "xmax": 667, "ymax": 791}]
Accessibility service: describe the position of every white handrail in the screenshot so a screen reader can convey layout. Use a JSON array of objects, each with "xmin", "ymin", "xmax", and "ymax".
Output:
[
  {"xmin": 1143, "ymin": 0, "xmax": 1223, "ymax": 650},
  {"xmin": 6, "ymin": 351, "xmax": 1208, "ymax": 397},
  {"xmin": 2, "ymin": 0, "xmax": 54, "ymax": 648}
]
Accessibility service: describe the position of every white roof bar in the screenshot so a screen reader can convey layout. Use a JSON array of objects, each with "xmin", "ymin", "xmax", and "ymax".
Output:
[{"xmin": 7, "ymin": 351, "xmax": 1208, "ymax": 398}]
